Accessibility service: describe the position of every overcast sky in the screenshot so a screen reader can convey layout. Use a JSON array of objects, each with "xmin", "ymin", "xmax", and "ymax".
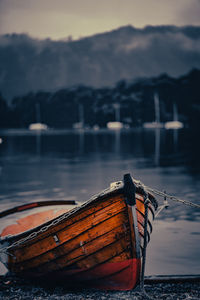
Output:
[{"xmin": 0, "ymin": 0, "xmax": 200, "ymax": 40}]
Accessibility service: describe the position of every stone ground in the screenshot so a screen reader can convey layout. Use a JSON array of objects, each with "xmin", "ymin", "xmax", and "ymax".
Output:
[{"xmin": 0, "ymin": 275, "xmax": 200, "ymax": 300}]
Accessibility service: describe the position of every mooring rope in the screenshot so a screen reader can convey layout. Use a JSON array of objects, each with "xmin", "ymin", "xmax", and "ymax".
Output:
[
  {"xmin": 147, "ymin": 187, "xmax": 200, "ymax": 209},
  {"xmin": 133, "ymin": 179, "xmax": 200, "ymax": 209},
  {"xmin": 140, "ymin": 196, "xmax": 153, "ymax": 300},
  {"xmin": 135, "ymin": 179, "xmax": 200, "ymax": 299}
]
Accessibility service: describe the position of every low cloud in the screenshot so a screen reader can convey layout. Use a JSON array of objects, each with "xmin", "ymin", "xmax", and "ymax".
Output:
[{"xmin": 0, "ymin": 26, "xmax": 200, "ymax": 100}]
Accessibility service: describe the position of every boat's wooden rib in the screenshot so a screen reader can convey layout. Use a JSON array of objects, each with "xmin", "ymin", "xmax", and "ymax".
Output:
[
  {"xmin": 136, "ymin": 197, "xmax": 155, "ymax": 219},
  {"xmin": 0, "ymin": 174, "xmax": 158, "ymax": 290},
  {"xmin": 136, "ymin": 206, "xmax": 154, "ymax": 231},
  {"xmin": 137, "ymin": 226, "xmax": 151, "ymax": 243},
  {"xmin": 137, "ymin": 218, "xmax": 152, "ymax": 234}
]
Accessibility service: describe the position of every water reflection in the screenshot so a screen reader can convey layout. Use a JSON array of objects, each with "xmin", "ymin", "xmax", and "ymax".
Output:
[
  {"xmin": 154, "ymin": 128, "xmax": 160, "ymax": 167},
  {"xmin": 36, "ymin": 132, "xmax": 41, "ymax": 156},
  {"xmin": 0, "ymin": 128, "xmax": 200, "ymax": 170},
  {"xmin": 0, "ymin": 128, "xmax": 200, "ymax": 275},
  {"xmin": 0, "ymin": 129, "xmax": 199, "ymax": 208}
]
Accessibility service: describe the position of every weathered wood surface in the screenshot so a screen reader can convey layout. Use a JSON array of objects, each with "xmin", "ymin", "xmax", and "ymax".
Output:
[
  {"xmin": 1, "ymin": 188, "xmax": 156, "ymax": 291},
  {"xmin": 8, "ymin": 194, "xmax": 135, "ymax": 276}
]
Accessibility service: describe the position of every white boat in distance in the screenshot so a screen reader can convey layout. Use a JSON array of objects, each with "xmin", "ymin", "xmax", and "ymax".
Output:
[
  {"xmin": 164, "ymin": 121, "xmax": 184, "ymax": 129},
  {"xmin": 107, "ymin": 121, "xmax": 123, "ymax": 130},
  {"xmin": 165, "ymin": 103, "xmax": 184, "ymax": 129},
  {"xmin": 107, "ymin": 103, "xmax": 124, "ymax": 130},
  {"xmin": 29, "ymin": 123, "xmax": 48, "ymax": 131},
  {"xmin": 143, "ymin": 93, "xmax": 163, "ymax": 129},
  {"xmin": 29, "ymin": 103, "xmax": 48, "ymax": 131}
]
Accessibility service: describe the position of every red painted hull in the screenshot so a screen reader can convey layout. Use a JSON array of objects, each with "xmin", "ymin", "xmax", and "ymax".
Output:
[{"xmin": 68, "ymin": 258, "xmax": 141, "ymax": 290}]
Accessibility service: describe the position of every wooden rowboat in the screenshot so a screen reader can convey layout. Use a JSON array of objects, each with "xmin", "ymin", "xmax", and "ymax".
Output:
[{"xmin": 0, "ymin": 174, "xmax": 157, "ymax": 290}]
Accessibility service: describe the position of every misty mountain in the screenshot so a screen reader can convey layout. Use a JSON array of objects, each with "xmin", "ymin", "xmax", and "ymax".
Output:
[{"xmin": 0, "ymin": 25, "xmax": 200, "ymax": 100}]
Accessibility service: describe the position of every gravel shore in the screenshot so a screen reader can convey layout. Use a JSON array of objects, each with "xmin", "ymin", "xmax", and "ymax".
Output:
[{"xmin": 0, "ymin": 275, "xmax": 200, "ymax": 300}]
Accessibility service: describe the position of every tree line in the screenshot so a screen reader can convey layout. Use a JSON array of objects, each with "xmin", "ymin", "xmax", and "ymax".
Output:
[{"xmin": 0, "ymin": 69, "xmax": 199, "ymax": 129}]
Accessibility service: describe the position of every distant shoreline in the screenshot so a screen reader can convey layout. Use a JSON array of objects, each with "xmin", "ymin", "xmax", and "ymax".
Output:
[{"xmin": 0, "ymin": 126, "xmax": 187, "ymax": 136}]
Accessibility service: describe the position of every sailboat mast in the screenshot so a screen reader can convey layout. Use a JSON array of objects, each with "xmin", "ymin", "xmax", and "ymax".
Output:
[
  {"xmin": 113, "ymin": 103, "xmax": 120, "ymax": 122},
  {"xmin": 36, "ymin": 103, "xmax": 41, "ymax": 123},
  {"xmin": 154, "ymin": 93, "xmax": 160, "ymax": 124},
  {"xmin": 79, "ymin": 103, "xmax": 84, "ymax": 127},
  {"xmin": 173, "ymin": 103, "xmax": 178, "ymax": 122}
]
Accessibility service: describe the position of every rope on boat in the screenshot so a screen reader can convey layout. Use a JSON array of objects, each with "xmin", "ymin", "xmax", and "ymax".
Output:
[
  {"xmin": 135, "ymin": 179, "xmax": 200, "ymax": 299},
  {"xmin": 133, "ymin": 179, "xmax": 200, "ymax": 209},
  {"xmin": 154, "ymin": 191, "xmax": 169, "ymax": 218},
  {"xmin": 139, "ymin": 192, "xmax": 153, "ymax": 300},
  {"xmin": 149, "ymin": 188, "xmax": 200, "ymax": 209}
]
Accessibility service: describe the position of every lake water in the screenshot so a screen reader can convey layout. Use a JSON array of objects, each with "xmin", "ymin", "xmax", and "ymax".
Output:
[{"xmin": 0, "ymin": 128, "xmax": 199, "ymax": 276}]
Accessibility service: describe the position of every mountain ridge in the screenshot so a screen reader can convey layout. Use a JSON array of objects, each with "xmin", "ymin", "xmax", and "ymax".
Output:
[{"xmin": 1, "ymin": 25, "xmax": 200, "ymax": 99}]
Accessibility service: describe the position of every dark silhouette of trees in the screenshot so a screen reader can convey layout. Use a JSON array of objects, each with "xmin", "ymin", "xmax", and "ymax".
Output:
[
  {"xmin": 0, "ymin": 93, "xmax": 10, "ymax": 127},
  {"xmin": 0, "ymin": 69, "xmax": 200, "ymax": 129}
]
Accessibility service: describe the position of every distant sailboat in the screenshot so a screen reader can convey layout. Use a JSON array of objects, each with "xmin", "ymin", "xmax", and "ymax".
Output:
[
  {"xmin": 73, "ymin": 103, "xmax": 85, "ymax": 130},
  {"xmin": 143, "ymin": 93, "xmax": 163, "ymax": 129},
  {"xmin": 164, "ymin": 103, "xmax": 184, "ymax": 130},
  {"xmin": 107, "ymin": 103, "xmax": 123, "ymax": 130},
  {"xmin": 29, "ymin": 123, "xmax": 48, "ymax": 130},
  {"xmin": 29, "ymin": 103, "xmax": 48, "ymax": 131}
]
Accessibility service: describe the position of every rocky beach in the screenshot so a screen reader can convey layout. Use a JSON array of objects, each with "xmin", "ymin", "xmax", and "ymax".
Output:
[{"xmin": 0, "ymin": 275, "xmax": 200, "ymax": 300}]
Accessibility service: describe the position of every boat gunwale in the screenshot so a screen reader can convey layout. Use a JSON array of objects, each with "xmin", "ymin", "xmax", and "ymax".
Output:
[
  {"xmin": 0, "ymin": 181, "xmax": 157, "ymax": 247},
  {"xmin": 0, "ymin": 186, "xmax": 124, "ymax": 244}
]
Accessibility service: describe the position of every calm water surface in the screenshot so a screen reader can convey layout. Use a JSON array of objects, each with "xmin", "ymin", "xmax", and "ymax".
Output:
[{"xmin": 0, "ymin": 128, "xmax": 199, "ymax": 276}]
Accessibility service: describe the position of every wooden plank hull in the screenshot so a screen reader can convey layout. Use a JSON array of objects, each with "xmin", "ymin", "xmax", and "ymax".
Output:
[{"xmin": 0, "ymin": 175, "xmax": 157, "ymax": 290}]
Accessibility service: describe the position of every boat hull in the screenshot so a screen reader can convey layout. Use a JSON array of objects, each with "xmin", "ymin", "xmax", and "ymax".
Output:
[
  {"xmin": 45, "ymin": 258, "xmax": 141, "ymax": 290},
  {"xmin": 0, "ymin": 176, "xmax": 157, "ymax": 290}
]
